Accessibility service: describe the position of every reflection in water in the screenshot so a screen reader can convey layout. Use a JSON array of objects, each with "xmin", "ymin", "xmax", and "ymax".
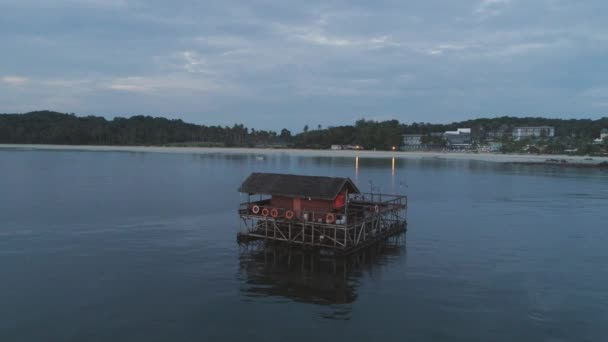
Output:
[
  {"xmin": 391, "ymin": 157, "xmax": 396, "ymax": 193},
  {"xmin": 239, "ymin": 234, "xmax": 406, "ymax": 319},
  {"xmin": 355, "ymin": 156, "xmax": 359, "ymax": 180}
]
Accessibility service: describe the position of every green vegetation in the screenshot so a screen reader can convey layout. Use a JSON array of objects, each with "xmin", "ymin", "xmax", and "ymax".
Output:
[
  {"xmin": 1, "ymin": 110, "xmax": 607, "ymax": 154},
  {"xmin": 0, "ymin": 111, "xmax": 279, "ymax": 147},
  {"xmin": 294, "ymin": 120, "xmax": 401, "ymax": 150}
]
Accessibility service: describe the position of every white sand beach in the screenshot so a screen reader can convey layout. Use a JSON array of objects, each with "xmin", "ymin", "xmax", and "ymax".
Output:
[{"xmin": 1, "ymin": 144, "xmax": 607, "ymax": 165}]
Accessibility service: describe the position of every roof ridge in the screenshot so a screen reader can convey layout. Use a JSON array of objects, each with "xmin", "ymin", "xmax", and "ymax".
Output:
[{"xmin": 239, "ymin": 172, "xmax": 360, "ymax": 199}]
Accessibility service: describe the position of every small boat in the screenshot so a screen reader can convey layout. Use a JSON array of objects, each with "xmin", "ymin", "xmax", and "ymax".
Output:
[{"xmin": 256, "ymin": 155, "xmax": 265, "ymax": 161}]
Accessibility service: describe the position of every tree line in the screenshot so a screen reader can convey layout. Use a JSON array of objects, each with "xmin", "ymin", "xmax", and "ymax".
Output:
[
  {"xmin": 0, "ymin": 111, "xmax": 282, "ymax": 147},
  {"xmin": 1, "ymin": 111, "xmax": 607, "ymax": 153}
]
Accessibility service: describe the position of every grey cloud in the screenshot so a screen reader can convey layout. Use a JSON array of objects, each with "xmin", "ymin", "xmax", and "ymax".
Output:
[{"xmin": 1, "ymin": 0, "xmax": 607, "ymax": 130}]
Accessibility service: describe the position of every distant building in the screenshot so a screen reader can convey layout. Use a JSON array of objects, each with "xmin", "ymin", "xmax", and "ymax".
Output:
[
  {"xmin": 344, "ymin": 145, "xmax": 362, "ymax": 150},
  {"xmin": 478, "ymin": 142, "xmax": 503, "ymax": 153},
  {"xmin": 512, "ymin": 126, "xmax": 555, "ymax": 141},
  {"xmin": 445, "ymin": 128, "xmax": 471, "ymax": 135},
  {"xmin": 444, "ymin": 128, "xmax": 472, "ymax": 149},
  {"xmin": 401, "ymin": 133, "xmax": 446, "ymax": 150},
  {"xmin": 593, "ymin": 128, "xmax": 608, "ymax": 144},
  {"xmin": 330, "ymin": 145, "xmax": 362, "ymax": 150},
  {"xmin": 401, "ymin": 134, "xmax": 424, "ymax": 150},
  {"xmin": 486, "ymin": 128, "xmax": 509, "ymax": 141}
]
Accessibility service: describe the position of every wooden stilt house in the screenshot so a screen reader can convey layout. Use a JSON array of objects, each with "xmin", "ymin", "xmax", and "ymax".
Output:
[
  {"xmin": 238, "ymin": 173, "xmax": 359, "ymax": 223},
  {"xmin": 237, "ymin": 172, "xmax": 407, "ymax": 254}
]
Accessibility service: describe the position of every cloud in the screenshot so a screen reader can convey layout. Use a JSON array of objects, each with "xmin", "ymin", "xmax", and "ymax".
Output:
[
  {"xmin": 580, "ymin": 87, "xmax": 608, "ymax": 108},
  {"xmin": 181, "ymin": 51, "xmax": 210, "ymax": 73},
  {"xmin": 8, "ymin": 0, "xmax": 129, "ymax": 9},
  {"xmin": 277, "ymin": 23, "xmax": 356, "ymax": 47},
  {"xmin": 107, "ymin": 75, "xmax": 236, "ymax": 95},
  {"xmin": 109, "ymin": 83, "xmax": 143, "ymax": 91},
  {"xmin": 292, "ymin": 29, "xmax": 399, "ymax": 49},
  {"xmin": 221, "ymin": 49, "xmax": 250, "ymax": 57},
  {"xmin": 293, "ymin": 74, "xmax": 408, "ymax": 98},
  {"xmin": 426, "ymin": 43, "xmax": 470, "ymax": 56},
  {"xmin": 1, "ymin": 76, "xmax": 29, "ymax": 85},
  {"xmin": 2, "ymin": 0, "xmax": 608, "ymax": 128},
  {"xmin": 1, "ymin": 75, "xmax": 98, "ymax": 89},
  {"xmin": 475, "ymin": 0, "xmax": 512, "ymax": 19},
  {"xmin": 276, "ymin": 16, "xmax": 400, "ymax": 50},
  {"xmin": 484, "ymin": 38, "xmax": 570, "ymax": 57},
  {"xmin": 291, "ymin": 31, "xmax": 400, "ymax": 49},
  {"xmin": 500, "ymin": 42, "xmax": 548, "ymax": 55},
  {"xmin": 0, "ymin": 75, "xmax": 99, "ymax": 113}
]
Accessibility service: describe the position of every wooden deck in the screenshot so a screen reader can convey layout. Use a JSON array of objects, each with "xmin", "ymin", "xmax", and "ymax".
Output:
[{"xmin": 237, "ymin": 193, "xmax": 407, "ymax": 255}]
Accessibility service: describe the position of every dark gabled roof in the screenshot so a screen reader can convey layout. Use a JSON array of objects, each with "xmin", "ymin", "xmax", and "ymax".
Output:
[{"xmin": 238, "ymin": 172, "xmax": 360, "ymax": 200}]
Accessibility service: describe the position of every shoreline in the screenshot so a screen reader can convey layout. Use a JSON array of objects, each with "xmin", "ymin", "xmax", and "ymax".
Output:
[{"xmin": 2, "ymin": 144, "xmax": 608, "ymax": 166}]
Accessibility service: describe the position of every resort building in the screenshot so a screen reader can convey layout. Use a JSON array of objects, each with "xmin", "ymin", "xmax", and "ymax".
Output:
[
  {"xmin": 512, "ymin": 126, "xmax": 555, "ymax": 141},
  {"xmin": 478, "ymin": 142, "xmax": 503, "ymax": 153},
  {"xmin": 330, "ymin": 145, "xmax": 363, "ymax": 150},
  {"xmin": 486, "ymin": 128, "xmax": 509, "ymax": 141},
  {"xmin": 401, "ymin": 134, "xmax": 424, "ymax": 150},
  {"xmin": 444, "ymin": 128, "xmax": 472, "ymax": 149},
  {"xmin": 593, "ymin": 128, "xmax": 608, "ymax": 144}
]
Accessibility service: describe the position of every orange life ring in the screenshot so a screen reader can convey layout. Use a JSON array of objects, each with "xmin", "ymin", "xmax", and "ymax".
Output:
[
  {"xmin": 252, "ymin": 205, "xmax": 260, "ymax": 214},
  {"xmin": 285, "ymin": 210, "xmax": 294, "ymax": 220},
  {"xmin": 261, "ymin": 208, "xmax": 270, "ymax": 217},
  {"xmin": 270, "ymin": 208, "xmax": 279, "ymax": 218},
  {"xmin": 326, "ymin": 213, "xmax": 335, "ymax": 224}
]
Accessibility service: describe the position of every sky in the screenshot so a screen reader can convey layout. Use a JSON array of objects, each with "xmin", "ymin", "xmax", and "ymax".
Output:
[{"xmin": 1, "ymin": 0, "xmax": 608, "ymax": 131}]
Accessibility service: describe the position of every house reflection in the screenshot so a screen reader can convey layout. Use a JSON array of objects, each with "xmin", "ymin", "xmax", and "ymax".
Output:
[{"xmin": 238, "ymin": 234, "xmax": 406, "ymax": 317}]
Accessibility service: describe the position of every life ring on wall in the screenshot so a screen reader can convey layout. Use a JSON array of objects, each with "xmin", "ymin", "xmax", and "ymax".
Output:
[
  {"xmin": 270, "ymin": 208, "xmax": 279, "ymax": 218},
  {"xmin": 252, "ymin": 205, "xmax": 260, "ymax": 214},
  {"xmin": 326, "ymin": 213, "xmax": 336, "ymax": 224},
  {"xmin": 261, "ymin": 208, "xmax": 270, "ymax": 217},
  {"xmin": 285, "ymin": 210, "xmax": 294, "ymax": 220}
]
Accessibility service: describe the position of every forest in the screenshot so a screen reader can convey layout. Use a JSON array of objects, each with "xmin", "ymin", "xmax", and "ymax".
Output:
[{"xmin": 1, "ymin": 111, "xmax": 607, "ymax": 153}]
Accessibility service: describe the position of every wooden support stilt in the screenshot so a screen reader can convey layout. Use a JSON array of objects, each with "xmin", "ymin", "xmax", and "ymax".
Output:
[{"xmin": 237, "ymin": 192, "xmax": 407, "ymax": 254}]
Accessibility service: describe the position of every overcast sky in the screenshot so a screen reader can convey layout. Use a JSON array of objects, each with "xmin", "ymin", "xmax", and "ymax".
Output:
[{"xmin": 1, "ymin": 0, "xmax": 607, "ymax": 131}]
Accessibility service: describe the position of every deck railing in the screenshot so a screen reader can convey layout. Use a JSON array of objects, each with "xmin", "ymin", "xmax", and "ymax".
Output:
[
  {"xmin": 239, "ymin": 193, "xmax": 407, "ymax": 226},
  {"xmin": 238, "ymin": 194, "xmax": 408, "ymax": 252}
]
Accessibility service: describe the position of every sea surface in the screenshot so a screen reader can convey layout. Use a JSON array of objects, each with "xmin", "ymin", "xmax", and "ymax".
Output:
[{"xmin": 1, "ymin": 149, "xmax": 607, "ymax": 341}]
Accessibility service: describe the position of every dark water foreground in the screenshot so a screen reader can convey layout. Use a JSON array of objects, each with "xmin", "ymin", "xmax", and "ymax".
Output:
[{"xmin": 1, "ymin": 150, "xmax": 607, "ymax": 341}]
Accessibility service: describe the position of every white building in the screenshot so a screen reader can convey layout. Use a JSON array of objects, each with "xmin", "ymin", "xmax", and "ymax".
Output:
[
  {"xmin": 512, "ymin": 126, "xmax": 555, "ymax": 141},
  {"xmin": 403, "ymin": 134, "xmax": 423, "ymax": 147},
  {"xmin": 444, "ymin": 128, "xmax": 472, "ymax": 147},
  {"xmin": 593, "ymin": 129, "xmax": 608, "ymax": 144},
  {"xmin": 331, "ymin": 145, "xmax": 362, "ymax": 150}
]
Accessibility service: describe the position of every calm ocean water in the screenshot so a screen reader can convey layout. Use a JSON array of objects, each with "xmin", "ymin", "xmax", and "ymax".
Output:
[{"xmin": 1, "ymin": 149, "xmax": 607, "ymax": 341}]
